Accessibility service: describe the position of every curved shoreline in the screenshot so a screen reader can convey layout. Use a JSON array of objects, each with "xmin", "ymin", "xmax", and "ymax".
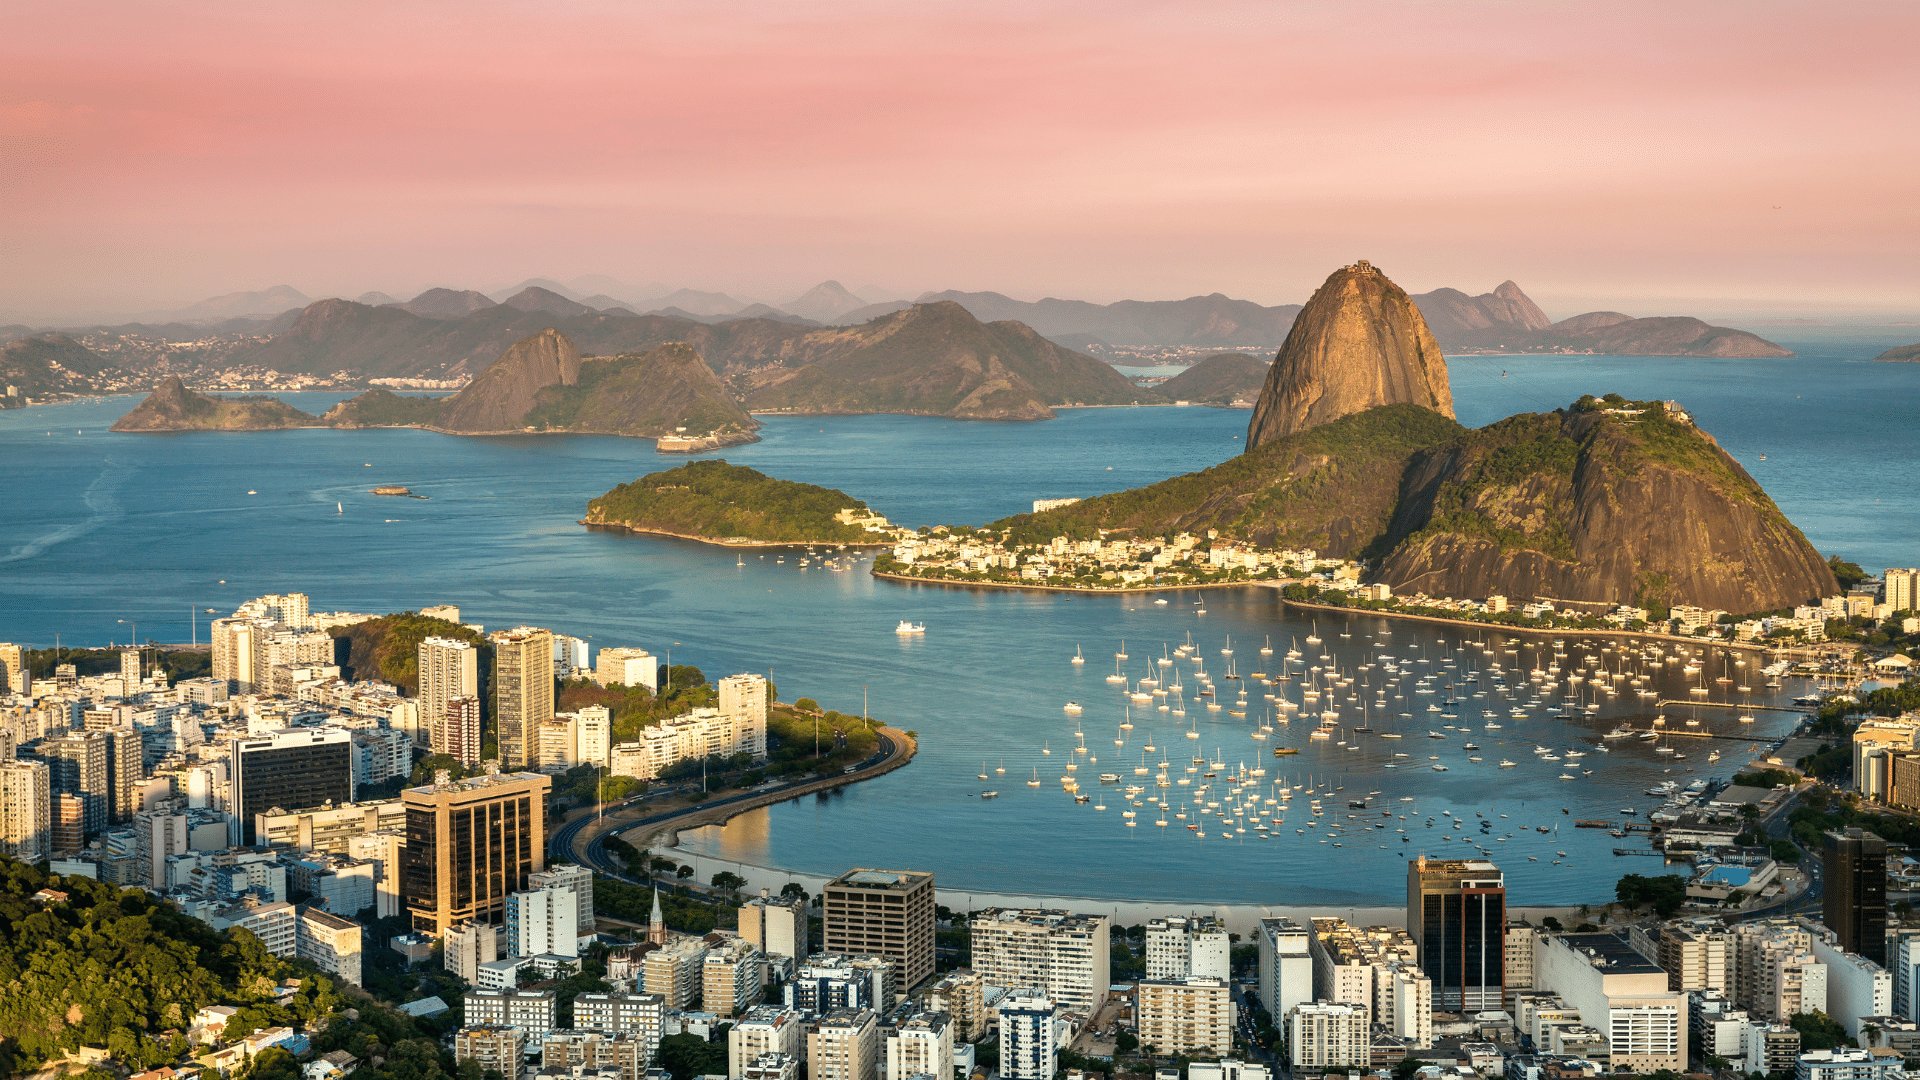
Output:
[
  {"xmin": 871, "ymin": 568, "xmax": 1264, "ymax": 595},
  {"xmin": 585, "ymin": 521, "xmax": 894, "ymax": 550}
]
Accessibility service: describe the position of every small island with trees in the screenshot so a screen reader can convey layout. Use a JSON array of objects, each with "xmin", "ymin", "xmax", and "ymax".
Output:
[{"xmin": 582, "ymin": 459, "xmax": 904, "ymax": 548}]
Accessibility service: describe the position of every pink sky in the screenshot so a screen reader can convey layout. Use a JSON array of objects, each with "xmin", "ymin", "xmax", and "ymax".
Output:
[{"xmin": 3, "ymin": 0, "xmax": 1917, "ymax": 322}]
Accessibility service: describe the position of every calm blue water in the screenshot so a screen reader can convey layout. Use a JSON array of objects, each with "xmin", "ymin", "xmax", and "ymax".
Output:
[{"xmin": 2, "ymin": 330, "xmax": 1915, "ymax": 904}]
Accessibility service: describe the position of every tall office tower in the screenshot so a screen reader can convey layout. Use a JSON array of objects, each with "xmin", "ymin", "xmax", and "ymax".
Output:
[
  {"xmin": 0, "ymin": 757, "xmax": 51, "ymax": 862},
  {"xmin": 740, "ymin": 890, "xmax": 809, "ymax": 960},
  {"xmin": 997, "ymin": 990, "xmax": 1060, "ymax": 1080},
  {"xmin": 822, "ymin": 868, "xmax": 937, "ymax": 993},
  {"xmin": 442, "ymin": 697, "xmax": 482, "ymax": 768},
  {"xmin": 1885, "ymin": 569, "xmax": 1920, "ymax": 614},
  {"xmin": 0, "ymin": 642, "xmax": 28, "ymax": 696},
  {"xmin": 229, "ymin": 728, "xmax": 355, "ymax": 845},
  {"xmin": 419, "ymin": 637, "xmax": 479, "ymax": 752},
  {"xmin": 1407, "ymin": 855, "xmax": 1507, "ymax": 1011},
  {"xmin": 38, "ymin": 731, "xmax": 111, "ymax": 838},
  {"xmin": 491, "ymin": 627, "xmax": 554, "ymax": 769},
  {"xmin": 119, "ymin": 647, "xmax": 140, "ymax": 690},
  {"xmin": 401, "ymin": 770, "xmax": 551, "ymax": 936},
  {"xmin": 1824, "ymin": 828, "xmax": 1889, "ymax": 965}
]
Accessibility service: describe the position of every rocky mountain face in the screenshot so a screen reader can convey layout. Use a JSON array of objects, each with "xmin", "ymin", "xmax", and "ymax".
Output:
[
  {"xmin": 1245, "ymin": 262, "xmax": 1455, "ymax": 449},
  {"xmin": 524, "ymin": 343, "xmax": 758, "ymax": 439},
  {"xmin": 1156, "ymin": 352, "xmax": 1270, "ymax": 406},
  {"xmin": 1413, "ymin": 281, "xmax": 1552, "ymax": 340},
  {"xmin": 1371, "ymin": 398, "xmax": 1836, "ymax": 612},
  {"xmin": 739, "ymin": 301, "xmax": 1148, "ymax": 419},
  {"xmin": 111, "ymin": 376, "xmax": 318, "ymax": 431},
  {"xmin": 436, "ymin": 328, "xmax": 583, "ymax": 432}
]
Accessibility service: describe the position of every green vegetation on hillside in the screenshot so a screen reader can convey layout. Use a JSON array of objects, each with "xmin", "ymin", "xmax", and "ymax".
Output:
[
  {"xmin": 339, "ymin": 612, "xmax": 486, "ymax": 693},
  {"xmin": 995, "ymin": 403, "xmax": 1466, "ymax": 552},
  {"xmin": 586, "ymin": 460, "xmax": 886, "ymax": 545},
  {"xmin": 322, "ymin": 388, "xmax": 448, "ymax": 427},
  {"xmin": 523, "ymin": 348, "xmax": 753, "ymax": 437},
  {"xmin": 112, "ymin": 379, "xmax": 319, "ymax": 432},
  {"xmin": 26, "ymin": 646, "xmax": 210, "ymax": 683}
]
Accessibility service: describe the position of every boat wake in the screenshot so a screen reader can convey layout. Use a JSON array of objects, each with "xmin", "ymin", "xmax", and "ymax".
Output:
[{"xmin": 1, "ymin": 456, "xmax": 127, "ymax": 565}]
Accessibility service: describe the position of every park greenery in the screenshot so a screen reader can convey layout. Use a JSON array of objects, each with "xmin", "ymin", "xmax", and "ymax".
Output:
[
  {"xmin": 340, "ymin": 612, "xmax": 487, "ymax": 694},
  {"xmin": 27, "ymin": 645, "xmax": 211, "ymax": 683},
  {"xmin": 586, "ymin": 460, "xmax": 886, "ymax": 546},
  {"xmin": 1613, "ymin": 872, "xmax": 1689, "ymax": 917}
]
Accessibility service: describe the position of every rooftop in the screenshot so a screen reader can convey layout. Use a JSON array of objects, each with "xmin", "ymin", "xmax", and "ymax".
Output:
[{"xmin": 1553, "ymin": 933, "xmax": 1663, "ymax": 975}]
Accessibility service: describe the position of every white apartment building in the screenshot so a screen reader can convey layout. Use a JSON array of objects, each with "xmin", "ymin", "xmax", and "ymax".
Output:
[
  {"xmin": 528, "ymin": 863, "xmax": 594, "ymax": 934},
  {"xmin": 1137, "ymin": 977, "xmax": 1234, "ymax": 1058},
  {"xmin": 969, "ymin": 908, "xmax": 1110, "ymax": 1016},
  {"xmin": 0, "ymin": 757, "xmax": 51, "ymax": 863},
  {"xmin": 643, "ymin": 937, "xmax": 708, "ymax": 1010},
  {"xmin": 1735, "ymin": 921, "xmax": 1830, "ymax": 1021},
  {"xmin": 728, "ymin": 1006, "xmax": 804, "ymax": 1078},
  {"xmin": 1146, "ymin": 915, "xmax": 1231, "ymax": 981},
  {"xmin": 609, "ymin": 703, "xmax": 767, "ymax": 782},
  {"xmin": 1533, "ymin": 933, "xmax": 1686, "ymax": 1073},
  {"xmin": 417, "ymin": 637, "xmax": 477, "ymax": 753},
  {"xmin": 998, "ymin": 990, "xmax": 1060, "ymax": 1080},
  {"xmin": 1308, "ymin": 918, "xmax": 1431, "ymax": 1046},
  {"xmin": 740, "ymin": 891, "xmax": 808, "ymax": 960},
  {"xmin": 596, "ymin": 647, "xmax": 659, "ymax": 691},
  {"xmin": 1806, "ymin": 925, "xmax": 1893, "ymax": 1038},
  {"xmin": 445, "ymin": 921, "xmax": 500, "ymax": 983},
  {"xmin": 1257, "ymin": 917, "xmax": 1314, "ymax": 1021},
  {"xmin": 1189, "ymin": 1062, "xmax": 1272, "ymax": 1080},
  {"xmin": 506, "ymin": 885, "xmax": 580, "ymax": 959},
  {"xmin": 886, "ymin": 1011, "xmax": 954, "ymax": 1080},
  {"xmin": 464, "ymin": 988, "xmax": 557, "ymax": 1040},
  {"xmin": 1796, "ymin": 1048, "xmax": 1907, "ymax": 1080},
  {"xmin": 1287, "ymin": 1001, "xmax": 1371, "ymax": 1069},
  {"xmin": 572, "ymin": 992, "xmax": 664, "ymax": 1052}
]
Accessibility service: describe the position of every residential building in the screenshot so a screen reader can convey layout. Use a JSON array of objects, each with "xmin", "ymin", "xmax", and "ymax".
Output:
[
  {"xmin": 925, "ymin": 970, "xmax": 990, "ymax": 1043},
  {"xmin": 454, "ymin": 1025, "xmax": 524, "ymax": 1078},
  {"xmin": 1189, "ymin": 1062, "xmax": 1272, "ymax": 1080},
  {"xmin": 542, "ymin": 1031, "xmax": 646, "ymax": 1080},
  {"xmin": 228, "ymin": 728, "xmax": 354, "ymax": 846},
  {"xmin": 728, "ymin": 1006, "xmax": 804, "ymax": 1078},
  {"xmin": 807, "ymin": 1008, "xmax": 880, "ymax": 1080},
  {"xmin": 822, "ymin": 869, "xmax": 935, "ymax": 992},
  {"xmin": 1735, "ymin": 920, "xmax": 1830, "ymax": 1021},
  {"xmin": 400, "ymin": 770, "xmax": 551, "ymax": 936},
  {"xmin": 1137, "ymin": 977, "xmax": 1234, "ymax": 1057},
  {"xmin": 1658, "ymin": 921, "xmax": 1735, "ymax": 994},
  {"xmin": 0, "ymin": 757, "xmax": 51, "ymax": 862},
  {"xmin": 595, "ymin": 648, "xmax": 658, "ymax": 691},
  {"xmin": 717, "ymin": 673, "xmax": 770, "ymax": 756},
  {"xmin": 530, "ymin": 863, "xmax": 595, "ymax": 935},
  {"xmin": 1823, "ymin": 829, "xmax": 1889, "ymax": 966},
  {"xmin": 885, "ymin": 1011, "xmax": 954, "ymax": 1080},
  {"xmin": 969, "ymin": 908, "xmax": 1111, "ymax": 1015},
  {"xmin": 1806, "ymin": 923, "xmax": 1893, "ymax": 1039},
  {"xmin": 572, "ymin": 992, "xmax": 664, "ymax": 1052},
  {"xmin": 1795, "ymin": 1048, "xmax": 1906, "ymax": 1080},
  {"xmin": 742, "ymin": 1052, "xmax": 798, "ymax": 1080},
  {"xmin": 739, "ymin": 891, "xmax": 808, "ymax": 960},
  {"xmin": 442, "ymin": 697, "xmax": 482, "ymax": 769},
  {"xmin": 1256, "ymin": 917, "xmax": 1314, "ymax": 1021},
  {"xmin": 702, "ymin": 937, "xmax": 766, "ymax": 1018},
  {"xmin": 507, "ymin": 885, "xmax": 581, "ymax": 959},
  {"xmin": 0, "ymin": 642, "xmax": 28, "ymax": 696},
  {"xmin": 464, "ymin": 988, "xmax": 558, "ymax": 1040},
  {"xmin": 1408, "ymin": 855, "xmax": 1507, "ymax": 1011},
  {"xmin": 1507, "ymin": 921, "xmax": 1538, "ymax": 991},
  {"xmin": 788, "ymin": 954, "xmax": 893, "ymax": 1013},
  {"xmin": 297, "ymin": 906, "xmax": 364, "ymax": 987},
  {"xmin": 255, "ymin": 799, "xmax": 407, "ymax": 854},
  {"xmin": 1146, "ymin": 915, "xmax": 1230, "ymax": 981},
  {"xmin": 491, "ymin": 627, "xmax": 555, "ymax": 770},
  {"xmin": 997, "ymin": 990, "xmax": 1060, "ymax": 1080},
  {"xmin": 418, "ymin": 637, "xmax": 478, "ymax": 755},
  {"xmin": 1533, "ymin": 933, "xmax": 1686, "ymax": 1073},
  {"xmin": 445, "ymin": 921, "xmax": 500, "ymax": 982},
  {"xmin": 642, "ymin": 937, "xmax": 708, "ymax": 1010},
  {"xmin": 1748, "ymin": 1024, "xmax": 1804, "ymax": 1074},
  {"xmin": 1286, "ymin": 1001, "xmax": 1370, "ymax": 1070}
]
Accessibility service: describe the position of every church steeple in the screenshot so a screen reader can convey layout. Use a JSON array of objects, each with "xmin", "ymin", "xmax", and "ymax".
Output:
[{"xmin": 648, "ymin": 884, "xmax": 666, "ymax": 946}]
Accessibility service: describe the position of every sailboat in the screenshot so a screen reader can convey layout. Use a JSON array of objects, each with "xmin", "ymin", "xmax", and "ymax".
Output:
[
  {"xmin": 1072, "ymin": 644, "xmax": 1085, "ymax": 666},
  {"xmin": 336, "ymin": 501, "xmax": 343, "ymax": 514}
]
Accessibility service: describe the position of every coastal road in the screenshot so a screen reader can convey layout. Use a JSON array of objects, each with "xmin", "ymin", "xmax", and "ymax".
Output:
[{"xmin": 551, "ymin": 726, "xmax": 915, "ymax": 884}]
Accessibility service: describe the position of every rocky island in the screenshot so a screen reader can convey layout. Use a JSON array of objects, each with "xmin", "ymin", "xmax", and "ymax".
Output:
[
  {"xmin": 1155, "ymin": 352, "xmax": 1270, "ymax": 406},
  {"xmin": 882, "ymin": 260, "xmax": 1837, "ymax": 623},
  {"xmin": 584, "ymin": 460, "xmax": 901, "ymax": 548},
  {"xmin": 109, "ymin": 376, "xmax": 320, "ymax": 431},
  {"xmin": 1875, "ymin": 342, "xmax": 1920, "ymax": 363}
]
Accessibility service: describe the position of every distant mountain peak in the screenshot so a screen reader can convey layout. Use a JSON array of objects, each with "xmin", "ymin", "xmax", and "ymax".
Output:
[{"xmin": 785, "ymin": 280, "xmax": 876, "ymax": 323}]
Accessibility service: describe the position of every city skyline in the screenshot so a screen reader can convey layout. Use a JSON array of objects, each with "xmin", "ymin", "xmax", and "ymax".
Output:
[{"xmin": 5, "ymin": 1, "xmax": 1920, "ymax": 323}]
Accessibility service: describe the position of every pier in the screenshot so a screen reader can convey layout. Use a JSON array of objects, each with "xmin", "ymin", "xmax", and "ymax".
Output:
[
  {"xmin": 1656, "ymin": 698, "xmax": 1815, "ymax": 714},
  {"xmin": 1628, "ymin": 726, "xmax": 1776, "ymax": 742}
]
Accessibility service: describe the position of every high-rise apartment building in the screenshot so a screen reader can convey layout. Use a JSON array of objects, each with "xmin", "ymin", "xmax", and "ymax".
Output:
[
  {"xmin": 1659, "ymin": 921, "xmax": 1736, "ymax": 993},
  {"xmin": 1824, "ymin": 828, "xmax": 1889, "ymax": 965},
  {"xmin": 1884, "ymin": 569, "xmax": 1920, "ymax": 614},
  {"xmin": 997, "ymin": 990, "xmax": 1060, "ymax": 1080},
  {"xmin": 1257, "ymin": 917, "xmax": 1314, "ymax": 1022},
  {"xmin": 822, "ymin": 868, "xmax": 936, "ymax": 992},
  {"xmin": 729, "ymin": 1006, "xmax": 804, "ymax": 1078},
  {"xmin": 401, "ymin": 770, "xmax": 551, "ymax": 936},
  {"xmin": 969, "ymin": 908, "xmax": 1112, "ymax": 1015},
  {"xmin": 1146, "ymin": 914, "xmax": 1231, "ymax": 981},
  {"xmin": 740, "ymin": 891, "xmax": 809, "ymax": 960},
  {"xmin": 595, "ymin": 647, "xmax": 659, "ymax": 690},
  {"xmin": 0, "ymin": 642, "xmax": 28, "ymax": 696},
  {"xmin": 528, "ymin": 863, "xmax": 595, "ymax": 934},
  {"xmin": 1137, "ymin": 977, "xmax": 1235, "ymax": 1057},
  {"xmin": 807, "ymin": 1008, "xmax": 879, "ymax": 1080},
  {"xmin": 703, "ymin": 937, "xmax": 767, "ymax": 1018},
  {"xmin": 1408, "ymin": 855, "xmax": 1507, "ymax": 1010},
  {"xmin": 490, "ymin": 627, "xmax": 554, "ymax": 769},
  {"xmin": 719, "ymin": 673, "xmax": 770, "ymax": 745},
  {"xmin": 886, "ymin": 1011, "xmax": 954, "ymax": 1080},
  {"xmin": 418, "ymin": 637, "xmax": 479, "ymax": 754},
  {"xmin": 506, "ymin": 885, "xmax": 580, "ymax": 959},
  {"xmin": 1287, "ymin": 1001, "xmax": 1372, "ymax": 1069},
  {"xmin": 0, "ymin": 757, "xmax": 51, "ymax": 862},
  {"xmin": 229, "ymin": 728, "xmax": 355, "ymax": 845}
]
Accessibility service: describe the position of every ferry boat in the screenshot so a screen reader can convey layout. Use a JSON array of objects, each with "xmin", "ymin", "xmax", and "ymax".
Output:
[{"xmin": 895, "ymin": 621, "xmax": 926, "ymax": 635}]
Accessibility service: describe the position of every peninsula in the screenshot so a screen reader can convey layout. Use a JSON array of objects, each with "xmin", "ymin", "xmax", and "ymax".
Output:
[
  {"xmin": 584, "ymin": 459, "xmax": 901, "ymax": 548},
  {"xmin": 880, "ymin": 261, "xmax": 1839, "ymax": 631}
]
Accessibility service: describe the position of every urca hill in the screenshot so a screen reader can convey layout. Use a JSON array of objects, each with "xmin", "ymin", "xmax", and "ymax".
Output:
[{"xmin": 1002, "ymin": 261, "xmax": 1836, "ymax": 615}]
